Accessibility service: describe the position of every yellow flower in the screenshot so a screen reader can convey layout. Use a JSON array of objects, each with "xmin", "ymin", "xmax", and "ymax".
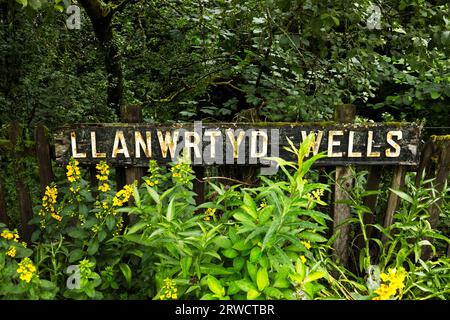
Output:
[
  {"xmin": 17, "ymin": 257, "xmax": 38, "ymax": 283},
  {"xmin": 66, "ymin": 158, "xmax": 81, "ymax": 183},
  {"xmin": 204, "ymin": 208, "xmax": 217, "ymax": 221},
  {"xmin": 51, "ymin": 212, "xmax": 62, "ymax": 222},
  {"xmin": 112, "ymin": 184, "xmax": 134, "ymax": 208},
  {"xmin": 159, "ymin": 278, "xmax": 178, "ymax": 300},
  {"xmin": 1, "ymin": 230, "xmax": 14, "ymax": 240},
  {"xmin": 98, "ymin": 183, "xmax": 110, "ymax": 193},
  {"xmin": 96, "ymin": 161, "xmax": 110, "ymax": 182},
  {"xmin": 6, "ymin": 247, "xmax": 16, "ymax": 258},
  {"xmin": 301, "ymin": 241, "xmax": 312, "ymax": 250},
  {"xmin": 300, "ymin": 255, "xmax": 307, "ymax": 263},
  {"xmin": 1, "ymin": 229, "xmax": 19, "ymax": 242},
  {"xmin": 259, "ymin": 200, "xmax": 268, "ymax": 209},
  {"xmin": 372, "ymin": 267, "xmax": 406, "ymax": 300}
]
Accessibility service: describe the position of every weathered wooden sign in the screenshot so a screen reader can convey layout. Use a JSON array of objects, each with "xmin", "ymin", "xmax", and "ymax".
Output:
[{"xmin": 54, "ymin": 122, "xmax": 420, "ymax": 171}]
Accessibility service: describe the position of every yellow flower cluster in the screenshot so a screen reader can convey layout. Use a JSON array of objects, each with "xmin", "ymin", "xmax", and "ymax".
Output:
[
  {"xmin": 6, "ymin": 247, "xmax": 16, "ymax": 258},
  {"xmin": 96, "ymin": 161, "xmax": 110, "ymax": 193},
  {"xmin": 51, "ymin": 212, "xmax": 62, "ymax": 222},
  {"xmin": 306, "ymin": 188, "xmax": 325, "ymax": 202},
  {"xmin": 373, "ymin": 267, "xmax": 406, "ymax": 300},
  {"xmin": 170, "ymin": 162, "xmax": 192, "ymax": 184},
  {"xmin": 300, "ymin": 255, "xmax": 307, "ymax": 263},
  {"xmin": 66, "ymin": 158, "xmax": 81, "ymax": 183},
  {"xmin": 204, "ymin": 208, "xmax": 217, "ymax": 221},
  {"xmin": 40, "ymin": 185, "xmax": 62, "ymax": 222},
  {"xmin": 112, "ymin": 184, "xmax": 133, "ymax": 207},
  {"xmin": 159, "ymin": 278, "xmax": 178, "ymax": 300},
  {"xmin": 301, "ymin": 241, "xmax": 312, "ymax": 250},
  {"xmin": 17, "ymin": 257, "xmax": 37, "ymax": 283},
  {"xmin": 145, "ymin": 160, "xmax": 160, "ymax": 187},
  {"xmin": 145, "ymin": 178, "xmax": 159, "ymax": 187},
  {"xmin": 1, "ymin": 229, "xmax": 19, "ymax": 242},
  {"xmin": 98, "ymin": 183, "xmax": 110, "ymax": 193}
]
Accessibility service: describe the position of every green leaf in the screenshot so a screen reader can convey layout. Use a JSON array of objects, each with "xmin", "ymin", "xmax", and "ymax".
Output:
[
  {"xmin": 145, "ymin": 185, "xmax": 160, "ymax": 204},
  {"xmin": 232, "ymin": 239, "xmax": 253, "ymax": 251},
  {"xmin": 16, "ymin": 0, "xmax": 28, "ymax": 8},
  {"xmin": 256, "ymin": 267, "xmax": 269, "ymax": 291},
  {"xmin": 69, "ymin": 249, "xmax": 84, "ymax": 263},
  {"xmin": 199, "ymin": 265, "xmax": 235, "ymax": 275},
  {"xmin": 68, "ymin": 229, "xmax": 88, "ymax": 239},
  {"xmin": 430, "ymin": 91, "xmax": 441, "ymax": 100},
  {"xmin": 180, "ymin": 256, "xmax": 193, "ymax": 278},
  {"xmin": 119, "ymin": 263, "xmax": 132, "ymax": 287},
  {"xmin": 126, "ymin": 221, "xmax": 148, "ymax": 235},
  {"xmin": 273, "ymin": 272, "xmax": 290, "ymax": 289},
  {"xmin": 264, "ymin": 287, "xmax": 284, "ymax": 299},
  {"xmin": 213, "ymin": 236, "xmax": 232, "ymax": 249},
  {"xmin": 247, "ymin": 289, "xmax": 260, "ymax": 300},
  {"xmin": 222, "ymin": 248, "xmax": 239, "ymax": 259},
  {"xmin": 207, "ymin": 275, "xmax": 225, "ymax": 297},
  {"xmin": 249, "ymin": 246, "xmax": 262, "ymax": 263},
  {"xmin": 247, "ymin": 261, "xmax": 258, "ymax": 282},
  {"xmin": 87, "ymin": 239, "xmax": 99, "ymax": 255},
  {"xmin": 167, "ymin": 197, "xmax": 175, "ymax": 221},
  {"xmin": 304, "ymin": 271, "xmax": 326, "ymax": 284},
  {"xmin": 106, "ymin": 215, "xmax": 116, "ymax": 231},
  {"xmin": 233, "ymin": 257, "xmax": 245, "ymax": 271},
  {"xmin": 388, "ymin": 188, "xmax": 414, "ymax": 204},
  {"xmin": 298, "ymin": 231, "xmax": 327, "ymax": 243},
  {"xmin": 235, "ymin": 279, "xmax": 257, "ymax": 292},
  {"xmin": 233, "ymin": 211, "xmax": 255, "ymax": 225}
]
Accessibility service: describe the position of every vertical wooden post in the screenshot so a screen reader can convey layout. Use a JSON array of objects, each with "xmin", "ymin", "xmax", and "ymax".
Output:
[
  {"xmin": 355, "ymin": 166, "xmax": 383, "ymax": 254},
  {"xmin": 381, "ymin": 166, "xmax": 406, "ymax": 244},
  {"xmin": 0, "ymin": 180, "xmax": 9, "ymax": 226},
  {"xmin": 193, "ymin": 166, "xmax": 205, "ymax": 205},
  {"xmin": 332, "ymin": 104, "xmax": 356, "ymax": 267},
  {"xmin": 35, "ymin": 124, "xmax": 54, "ymax": 194},
  {"xmin": 119, "ymin": 105, "xmax": 144, "ymax": 224},
  {"xmin": 119, "ymin": 105, "xmax": 144, "ymax": 188},
  {"xmin": 421, "ymin": 137, "xmax": 450, "ymax": 260},
  {"xmin": 9, "ymin": 123, "xmax": 34, "ymax": 242}
]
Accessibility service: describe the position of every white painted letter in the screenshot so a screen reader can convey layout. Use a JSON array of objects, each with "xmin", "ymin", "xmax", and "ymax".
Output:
[
  {"xmin": 184, "ymin": 131, "xmax": 201, "ymax": 159},
  {"xmin": 367, "ymin": 131, "xmax": 380, "ymax": 157},
  {"xmin": 250, "ymin": 130, "xmax": 268, "ymax": 158},
  {"xmin": 157, "ymin": 130, "xmax": 179, "ymax": 159},
  {"xmin": 327, "ymin": 130, "xmax": 343, "ymax": 157},
  {"xmin": 71, "ymin": 132, "xmax": 86, "ymax": 158},
  {"xmin": 386, "ymin": 130, "xmax": 402, "ymax": 157},
  {"xmin": 348, "ymin": 131, "xmax": 362, "ymax": 157},
  {"xmin": 91, "ymin": 132, "xmax": 106, "ymax": 158},
  {"xmin": 112, "ymin": 131, "xmax": 130, "ymax": 158},
  {"xmin": 135, "ymin": 131, "xmax": 152, "ymax": 158},
  {"xmin": 226, "ymin": 129, "xmax": 246, "ymax": 159}
]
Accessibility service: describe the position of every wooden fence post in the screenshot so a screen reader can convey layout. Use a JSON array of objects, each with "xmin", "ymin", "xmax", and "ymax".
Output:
[
  {"xmin": 419, "ymin": 136, "xmax": 450, "ymax": 259},
  {"xmin": 35, "ymin": 124, "xmax": 54, "ymax": 195},
  {"xmin": 381, "ymin": 166, "xmax": 406, "ymax": 244},
  {"xmin": 355, "ymin": 165, "xmax": 383, "ymax": 256},
  {"xmin": 332, "ymin": 104, "xmax": 356, "ymax": 267},
  {"xmin": 119, "ymin": 105, "xmax": 144, "ymax": 224},
  {"xmin": 9, "ymin": 123, "xmax": 34, "ymax": 242}
]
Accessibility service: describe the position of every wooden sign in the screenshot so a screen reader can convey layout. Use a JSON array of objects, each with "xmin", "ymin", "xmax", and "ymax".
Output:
[{"xmin": 54, "ymin": 122, "xmax": 421, "ymax": 170}]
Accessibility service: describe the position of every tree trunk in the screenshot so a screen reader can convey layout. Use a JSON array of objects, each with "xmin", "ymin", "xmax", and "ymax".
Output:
[{"xmin": 79, "ymin": 0, "xmax": 123, "ymax": 116}]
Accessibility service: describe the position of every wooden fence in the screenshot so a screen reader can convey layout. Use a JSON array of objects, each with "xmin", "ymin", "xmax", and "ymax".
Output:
[{"xmin": 0, "ymin": 105, "xmax": 449, "ymax": 268}]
